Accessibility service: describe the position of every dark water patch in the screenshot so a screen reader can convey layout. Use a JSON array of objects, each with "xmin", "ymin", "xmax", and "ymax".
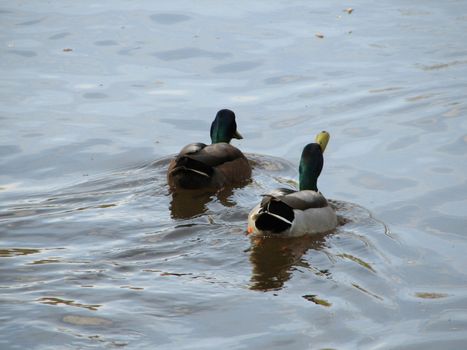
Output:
[
  {"xmin": 117, "ymin": 46, "xmax": 142, "ymax": 56},
  {"xmin": 7, "ymin": 50, "xmax": 37, "ymax": 57},
  {"xmin": 94, "ymin": 40, "xmax": 119, "ymax": 46},
  {"xmin": 430, "ymin": 166, "xmax": 453, "ymax": 174},
  {"xmin": 150, "ymin": 13, "xmax": 191, "ymax": 25},
  {"xmin": 264, "ymin": 75, "xmax": 314, "ymax": 85},
  {"xmin": 437, "ymin": 135, "xmax": 467, "ymax": 155},
  {"xmin": 153, "ymin": 47, "xmax": 231, "ymax": 61},
  {"xmin": 0, "ymin": 145, "xmax": 21, "ymax": 157},
  {"xmin": 212, "ymin": 61, "xmax": 262, "ymax": 73},
  {"xmin": 16, "ymin": 18, "xmax": 45, "ymax": 26},
  {"xmin": 49, "ymin": 32, "xmax": 71, "ymax": 40},
  {"xmin": 82, "ymin": 92, "xmax": 108, "ymax": 99},
  {"xmin": 22, "ymin": 132, "xmax": 43, "ymax": 138}
]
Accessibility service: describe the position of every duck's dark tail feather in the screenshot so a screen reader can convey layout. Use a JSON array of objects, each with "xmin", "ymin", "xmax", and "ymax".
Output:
[
  {"xmin": 169, "ymin": 156, "xmax": 214, "ymax": 189},
  {"xmin": 255, "ymin": 197, "xmax": 294, "ymax": 233}
]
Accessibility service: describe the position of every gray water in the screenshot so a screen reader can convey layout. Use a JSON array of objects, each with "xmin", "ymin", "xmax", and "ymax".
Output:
[{"xmin": 1, "ymin": 1, "xmax": 467, "ymax": 349}]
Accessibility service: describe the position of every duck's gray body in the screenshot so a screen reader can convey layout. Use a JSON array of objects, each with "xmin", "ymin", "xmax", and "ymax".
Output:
[{"xmin": 248, "ymin": 188, "xmax": 337, "ymax": 237}]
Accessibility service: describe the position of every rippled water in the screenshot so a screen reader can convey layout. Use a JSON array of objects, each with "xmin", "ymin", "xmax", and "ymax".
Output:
[{"xmin": 1, "ymin": 1, "xmax": 467, "ymax": 349}]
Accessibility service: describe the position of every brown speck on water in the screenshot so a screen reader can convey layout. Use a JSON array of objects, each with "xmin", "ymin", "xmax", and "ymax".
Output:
[
  {"xmin": 315, "ymin": 32, "xmax": 324, "ymax": 39},
  {"xmin": 344, "ymin": 8, "xmax": 354, "ymax": 14},
  {"xmin": 63, "ymin": 48, "xmax": 72, "ymax": 52}
]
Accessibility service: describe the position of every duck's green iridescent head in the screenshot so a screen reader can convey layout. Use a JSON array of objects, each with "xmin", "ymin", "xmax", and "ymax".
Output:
[
  {"xmin": 298, "ymin": 131, "xmax": 330, "ymax": 191},
  {"xmin": 210, "ymin": 109, "xmax": 243, "ymax": 144}
]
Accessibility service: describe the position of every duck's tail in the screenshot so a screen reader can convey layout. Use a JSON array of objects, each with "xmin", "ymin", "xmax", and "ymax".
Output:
[
  {"xmin": 169, "ymin": 156, "xmax": 214, "ymax": 189},
  {"xmin": 254, "ymin": 196, "xmax": 294, "ymax": 233}
]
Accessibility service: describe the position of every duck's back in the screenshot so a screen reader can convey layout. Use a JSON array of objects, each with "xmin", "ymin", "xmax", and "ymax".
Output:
[{"xmin": 167, "ymin": 142, "xmax": 251, "ymax": 190}]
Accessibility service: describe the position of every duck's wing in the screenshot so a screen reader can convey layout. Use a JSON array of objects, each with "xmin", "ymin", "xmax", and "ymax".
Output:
[
  {"xmin": 181, "ymin": 142, "xmax": 246, "ymax": 167},
  {"xmin": 262, "ymin": 189, "xmax": 329, "ymax": 211},
  {"xmin": 252, "ymin": 189, "xmax": 331, "ymax": 234},
  {"xmin": 168, "ymin": 142, "xmax": 250, "ymax": 189},
  {"xmin": 177, "ymin": 142, "xmax": 208, "ymax": 155}
]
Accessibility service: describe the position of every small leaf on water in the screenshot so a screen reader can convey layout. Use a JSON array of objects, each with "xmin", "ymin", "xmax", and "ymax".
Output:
[
  {"xmin": 415, "ymin": 292, "xmax": 448, "ymax": 299},
  {"xmin": 303, "ymin": 294, "xmax": 332, "ymax": 307}
]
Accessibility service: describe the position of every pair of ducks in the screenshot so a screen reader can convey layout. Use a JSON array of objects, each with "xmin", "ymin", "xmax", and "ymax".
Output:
[{"xmin": 167, "ymin": 109, "xmax": 337, "ymax": 237}]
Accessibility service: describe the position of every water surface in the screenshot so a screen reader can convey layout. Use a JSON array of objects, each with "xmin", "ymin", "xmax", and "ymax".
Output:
[{"xmin": 1, "ymin": 1, "xmax": 467, "ymax": 349}]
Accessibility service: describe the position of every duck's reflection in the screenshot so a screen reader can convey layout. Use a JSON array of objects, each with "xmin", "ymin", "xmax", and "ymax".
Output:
[
  {"xmin": 169, "ymin": 187, "xmax": 235, "ymax": 219},
  {"xmin": 248, "ymin": 234, "xmax": 328, "ymax": 291}
]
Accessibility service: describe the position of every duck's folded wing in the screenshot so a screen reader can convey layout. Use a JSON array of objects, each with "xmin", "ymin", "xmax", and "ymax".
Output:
[
  {"xmin": 178, "ymin": 143, "xmax": 208, "ymax": 156},
  {"xmin": 262, "ymin": 189, "xmax": 328, "ymax": 210},
  {"xmin": 181, "ymin": 143, "xmax": 245, "ymax": 167}
]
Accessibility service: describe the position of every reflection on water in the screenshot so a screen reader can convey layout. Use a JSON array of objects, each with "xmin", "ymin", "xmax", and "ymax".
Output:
[
  {"xmin": 1, "ymin": 152, "xmax": 399, "ymax": 347},
  {"xmin": 0, "ymin": 248, "xmax": 41, "ymax": 257},
  {"xmin": 249, "ymin": 234, "xmax": 328, "ymax": 291},
  {"xmin": 170, "ymin": 190, "xmax": 214, "ymax": 219},
  {"xmin": 169, "ymin": 187, "xmax": 235, "ymax": 219}
]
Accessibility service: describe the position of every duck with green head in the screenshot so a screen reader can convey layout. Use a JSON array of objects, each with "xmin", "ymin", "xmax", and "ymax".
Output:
[
  {"xmin": 247, "ymin": 131, "xmax": 337, "ymax": 237},
  {"xmin": 167, "ymin": 109, "xmax": 251, "ymax": 190}
]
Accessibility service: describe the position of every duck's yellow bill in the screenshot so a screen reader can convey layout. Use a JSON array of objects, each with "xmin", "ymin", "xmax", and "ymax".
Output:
[{"xmin": 315, "ymin": 131, "xmax": 330, "ymax": 152}]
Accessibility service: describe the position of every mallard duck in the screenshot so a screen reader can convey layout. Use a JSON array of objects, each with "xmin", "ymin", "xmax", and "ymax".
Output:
[
  {"xmin": 167, "ymin": 109, "xmax": 251, "ymax": 190},
  {"xmin": 247, "ymin": 131, "xmax": 337, "ymax": 237}
]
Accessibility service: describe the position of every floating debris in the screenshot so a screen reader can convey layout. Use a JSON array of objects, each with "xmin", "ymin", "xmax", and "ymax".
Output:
[
  {"xmin": 0, "ymin": 248, "xmax": 40, "ymax": 257},
  {"xmin": 303, "ymin": 295, "xmax": 332, "ymax": 307},
  {"xmin": 415, "ymin": 292, "xmax": 448, "ymax": 299},
  {"xmin": 62, "ymin": 315, "xmax": 112, "ymax": 327},
  {"xmin": 63, "ymin": 48, "xmax": 73, "ymax": 52},
  {"xmin": 160, "ymin": 272, "xmax": 192, "ymax": 277},
  {"xmin": 315, "ymin": 32, "xmax": 324, "ymax": 39},
  {"xmin": 38, "ymin": 297, "xmax": 101, "ymax": 311},
  {"xmin": 344, "ymin": 8, "xmax": 354, "ymax": 14},
  {"xmin": 338, "ymin": 253, "xmax": 376, "ymax": 273}
]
